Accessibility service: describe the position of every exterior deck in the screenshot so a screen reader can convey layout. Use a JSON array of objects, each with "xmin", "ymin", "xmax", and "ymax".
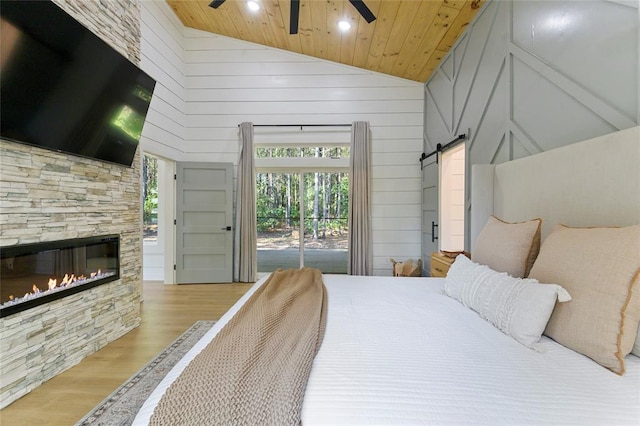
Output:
[{"xmin": 257, "ymin": 248, "xmax": 347, "ymax": 274}]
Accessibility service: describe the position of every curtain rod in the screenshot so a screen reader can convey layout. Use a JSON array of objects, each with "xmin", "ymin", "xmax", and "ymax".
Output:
[
  {"xmin": 419, "ymin": 134, "xmax": 466, "ymax": 169},
  {"xmin": 238, "ymin": 124, "xmax": 352, "ymax": 128}
]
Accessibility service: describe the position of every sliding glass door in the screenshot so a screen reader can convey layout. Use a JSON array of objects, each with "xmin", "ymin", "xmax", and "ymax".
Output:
[
  {"xmin": 256, "ymin": 171, "xmax": 348, "ymax": 274},
  {"xmin": 302, "ymin": 171, "xmax": 348, "ymax": 273},
  {"xmin": 257, "ymin": 172, "xmax": 301, "ymax": 271}
]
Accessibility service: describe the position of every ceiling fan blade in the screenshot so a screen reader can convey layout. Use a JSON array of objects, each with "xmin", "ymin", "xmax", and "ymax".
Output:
[
  {"xmin": 348, "ymin": 0, "xmax": 376, "ymax": 23},
  {"xmin": 290, "ymin": 0, "xmax": 300, "ymax": 34},
  {"xmin": 209, "ymin": 0, "xmax": 226, "ymax": 9}
]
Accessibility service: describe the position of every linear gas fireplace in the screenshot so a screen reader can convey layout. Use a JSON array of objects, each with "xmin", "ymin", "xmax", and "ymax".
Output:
[{"xmin": 0, "ymin": 235, "xmax": 120, "ymax": 318}]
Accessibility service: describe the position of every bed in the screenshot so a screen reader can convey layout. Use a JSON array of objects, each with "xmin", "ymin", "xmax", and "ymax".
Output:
[{"xmin": 134, "ymin": 126, "xmax": 640, "ymax": 425}]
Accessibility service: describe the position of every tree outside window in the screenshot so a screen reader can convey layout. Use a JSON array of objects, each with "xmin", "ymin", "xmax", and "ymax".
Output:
[{"xmin": 142, "ymin": 154, "xmax": 158, "ymax": 242}]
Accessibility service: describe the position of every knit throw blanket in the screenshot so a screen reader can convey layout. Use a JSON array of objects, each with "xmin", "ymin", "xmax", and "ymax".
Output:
[{"xmin": 149, "ymin": 268, "xmax": 327, "ymax": 426}]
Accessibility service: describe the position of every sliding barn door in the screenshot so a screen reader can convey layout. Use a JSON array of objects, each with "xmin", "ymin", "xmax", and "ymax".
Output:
[
  {"xmin": 421, "ymin": 156, "xmax": 439, "ymax": 276},
  {"xmin": 176, "ymin": 162, "xmax": 233, "ymax": 283}
]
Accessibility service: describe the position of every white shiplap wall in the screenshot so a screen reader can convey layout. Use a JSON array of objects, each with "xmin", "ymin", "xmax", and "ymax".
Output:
[
  {"xmin": 139, "ymin": 1, "xmax": 186, "ymax": 280},
  {"xmin": 140, "ymin": 2, "xmax": 424, "ymax": 277},
  {"xmin": 139, "ymin": 1, "xmax": 185, "ymax": 160}
]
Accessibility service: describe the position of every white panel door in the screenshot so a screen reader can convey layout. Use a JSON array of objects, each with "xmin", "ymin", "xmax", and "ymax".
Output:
[
  {"xmin": 176, "ymin": 162, "xmax": 233, "ymax": 283},
  {"xmin": 421, "ymin": 156, "xmax": 439, "ymax": 276}
]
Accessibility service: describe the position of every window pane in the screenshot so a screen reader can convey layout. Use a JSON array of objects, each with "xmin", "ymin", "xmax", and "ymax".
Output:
[
  {"xmin": 256, "ymin": 171, "xmax": 349, "ymax": 274},
  {"xmin": 257, "ymin": 172, "xmax": 300, "ymax": 272},
  {"xmin": 255, "ymin": 146, "xmax": 349, "ymax": 158},
  {"xmin": 302, "ymin": 172, "xmax": 348, "ymax": 274},
  {"xmin": 142, "ymin": 155, "xmax": 158, "ymax": 243}
]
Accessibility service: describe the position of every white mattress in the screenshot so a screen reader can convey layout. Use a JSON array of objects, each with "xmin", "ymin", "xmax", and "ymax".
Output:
[{"xmin": 135, "ymin": 274, "xmax": 640, "ymax": 425}]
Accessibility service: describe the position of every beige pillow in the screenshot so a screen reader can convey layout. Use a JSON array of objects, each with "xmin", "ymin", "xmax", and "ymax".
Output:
[
  {"xmin": 472, "ymin": 216, "xmax": 542, "ymax": 278},
  {"xmin": 529, "ymin": 224, "xmax": 640, "ymax": 375}
]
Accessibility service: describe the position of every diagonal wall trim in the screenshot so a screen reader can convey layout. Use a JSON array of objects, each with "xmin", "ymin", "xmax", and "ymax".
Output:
[
  {"xmin": 466, "ymin": 56, "xmax": 506, "ymax": 154},
  {"xmin": 453, "ymin": 3, "xmax": 501, "ymax": 136},
  {"xmin": 438, "ymin": 62, "xmax": 453, "ymax": 83},
  {"xmin": 425, "ymin": 85, "xmax": 451, "ymax": 137},
  {"xmin": 450, "ymin": 23, "xmax": 471, "ymax": 88},
  {"xmin": 509, "ymin": 43, "xmax": 636, "ymax": 130},
  {"xmin": 423, "ymin": 0, "xmax": 638, "ymax": 254},
  {"xmin": 489, "ymin": 131, "xmax": 507, "ymax": 164},
  {"xmin": 508, "ymin": 120, "xmax": 543, "ymax": 155},
  {"xmin": 424, "ymin": 103, "xmax": 452, "ymax": 151}
]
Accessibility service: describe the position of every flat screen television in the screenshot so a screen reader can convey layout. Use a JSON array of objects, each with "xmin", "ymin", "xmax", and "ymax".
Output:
[{"xmin": 0, "ymin": 0, "xmax": 156, "ymax": 167}]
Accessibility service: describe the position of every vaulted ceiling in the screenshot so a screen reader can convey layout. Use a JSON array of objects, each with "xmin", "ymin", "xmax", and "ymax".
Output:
[{"xmin": 166, "ymin": 0, "xmax": 484, "ymax": 82}]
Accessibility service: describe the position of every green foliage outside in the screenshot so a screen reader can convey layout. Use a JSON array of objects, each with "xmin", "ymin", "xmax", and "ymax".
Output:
[
  {"xmin": 141, "ymin": 148, "xmax": 348, "ymax": 241},
  {"xmin": 142, "ymin": 155, "xmax": 158, "ymax": 224},
  {"xmin": 256, "ymin": 147, "xmax": 349, "ymax": 238}
]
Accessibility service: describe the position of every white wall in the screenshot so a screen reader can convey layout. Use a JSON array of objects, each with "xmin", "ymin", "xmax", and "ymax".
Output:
[
  {"xmin": 140, "ymin": 1, "xmax": 425, "ymax": 277},
  {"xmin": 139, "ymin": 1, "xmax": 186, "ymax": 281},
  {"xmin": 139, "ymin": 1, "xmax": 186, "ymax": 160}
]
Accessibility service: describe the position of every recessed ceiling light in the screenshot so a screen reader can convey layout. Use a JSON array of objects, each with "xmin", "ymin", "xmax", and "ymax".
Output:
[
  {"xmin": 338, "ymin": 20, "xmax": 351, "ymax": 31},
  {"xmin": 247, "ymin": 1, "xmax": 260, "ymax": 12}
]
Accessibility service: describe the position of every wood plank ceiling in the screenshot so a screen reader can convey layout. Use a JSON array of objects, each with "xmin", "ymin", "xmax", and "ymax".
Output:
[{"xmin": 166, "ymin": 0, "xmax": 484, "ymax": 82}]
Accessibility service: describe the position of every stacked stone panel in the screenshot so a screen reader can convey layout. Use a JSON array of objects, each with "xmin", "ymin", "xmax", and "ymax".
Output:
[{"xmin": 0, "ymin": 0, "xmax": 143, "ymax": 409}]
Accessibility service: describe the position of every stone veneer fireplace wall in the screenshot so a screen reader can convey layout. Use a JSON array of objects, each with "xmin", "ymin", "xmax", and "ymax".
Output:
[{"xmin": 0, "ymin": 0, "xmax": 143, "ymax": 408}]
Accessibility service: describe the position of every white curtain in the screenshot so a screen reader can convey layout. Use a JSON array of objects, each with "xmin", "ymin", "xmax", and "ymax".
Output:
[
  {"xmin": 234, "ymin": 122, "xmax": 257, "ymax": 282},
  {"xmin": 348, "ymin": 121, "xmax": 372, "ymax": 275}
]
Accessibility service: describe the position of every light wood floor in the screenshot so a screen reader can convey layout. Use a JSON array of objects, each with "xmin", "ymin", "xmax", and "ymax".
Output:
[{"xmin": 0, "ymin": 281, "xmax": 253, "ymax": 426}]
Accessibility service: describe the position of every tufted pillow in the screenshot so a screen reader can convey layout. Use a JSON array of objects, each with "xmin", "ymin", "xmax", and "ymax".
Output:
[
  {"xmin": 444, "ymin": 255, "xmax": 571, "ymax": 350},
  {"xmin": 472, "ymin": 216, "xmax": 542, "ymax": 278},
  {"xmin": 633, "ymin": 327, "xmax": 640, "ymax": 357},
  {"xmin": 529, "ymin": 224, "xmax": 640, "ymax": 374}
]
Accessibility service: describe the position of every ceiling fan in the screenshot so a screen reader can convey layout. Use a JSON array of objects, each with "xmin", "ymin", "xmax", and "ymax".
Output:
[{"xmin": 208, "ymin": 0, "xmax": 376, "ymax": 35}]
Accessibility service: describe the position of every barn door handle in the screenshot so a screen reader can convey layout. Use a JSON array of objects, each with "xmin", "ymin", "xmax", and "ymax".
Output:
[
  {"xmin": 221, "ymin": 226, "xmax": 231, "ymax": 231},
  {"xmin": 431, "ymin": 221, "xmax": 438, "ymax": 243}
]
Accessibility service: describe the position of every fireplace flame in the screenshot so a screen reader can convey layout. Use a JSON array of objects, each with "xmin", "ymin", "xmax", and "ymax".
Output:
[
  {"xmin": 60, "ymin": 274, "xmax": 77, "ymax": 286},
  {"xmin": 4, "ymin": 269, "xmax": 114, "ymax": 308}
]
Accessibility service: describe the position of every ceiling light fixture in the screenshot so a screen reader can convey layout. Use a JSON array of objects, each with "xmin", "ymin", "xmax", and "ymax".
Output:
[
  {"xmin": 208, "ymin": 0, "xmax": 376, "ymax": 35},
  {"xmin": 247, "ymin": 1, "xmax": 260, "ymax": 12},
  {"xmin": 338, "ymin": 20, "xmax": 351, "ymax": 31}
]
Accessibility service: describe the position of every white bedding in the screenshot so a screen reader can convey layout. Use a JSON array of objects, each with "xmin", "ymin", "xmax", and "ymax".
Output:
[{"xmin": 135, "ymin": 274, "xmax": 640, "ymax": 425}]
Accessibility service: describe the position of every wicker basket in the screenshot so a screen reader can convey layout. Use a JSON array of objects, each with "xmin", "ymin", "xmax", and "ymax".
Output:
[{"xmin": 390, "ymin": 258, "xmax": 422, "ymax": 277}]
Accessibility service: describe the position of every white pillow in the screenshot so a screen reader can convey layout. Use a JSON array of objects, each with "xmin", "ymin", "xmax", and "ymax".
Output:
[
  {"xmin": 444, "ymin": 255, "xmax": 571, "ymax": 350},
  {"xmin": 633, "ymin": 328, "xmax": 640, "ymax": 357}
]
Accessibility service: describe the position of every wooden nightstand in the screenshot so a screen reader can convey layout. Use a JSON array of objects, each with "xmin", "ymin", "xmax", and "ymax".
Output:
[{"xmin": 430, "ymin": 251, "xmax": 469, "ymax": 277}]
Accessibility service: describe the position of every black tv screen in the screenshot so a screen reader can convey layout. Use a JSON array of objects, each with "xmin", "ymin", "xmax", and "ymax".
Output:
[{"xmin": 0, "ymin": 0, "xmax": 156, "ymax": 167}]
